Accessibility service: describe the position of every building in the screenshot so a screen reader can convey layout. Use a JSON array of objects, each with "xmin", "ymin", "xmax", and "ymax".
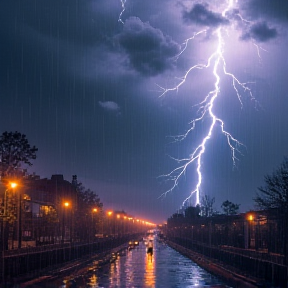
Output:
[{"xmin": 1, "ymin": 174, "xmax": 79, "ymax": 248}]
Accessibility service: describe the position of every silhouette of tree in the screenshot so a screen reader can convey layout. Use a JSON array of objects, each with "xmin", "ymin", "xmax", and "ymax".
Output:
[
  {"xmin": 0, "ymin": 132, "xmax": 37, "ymax": 250},
  {"xmin": 221, "ymin": 200, "xmax": 240, "ymax": 215},
  {"xmin": 254, "ymin": 157, "xmax": 288, "ymax": 212},
  {"xmin": 200, "ymin": 195, "xmax": 215, "ymax": 217},
  {"xmin": 0, "ymin": 131, "xmax": 38, "ymax": 177},
  {"xmin": 75, "ymin": 182, "xmax": 103, "ymax": 241},
  {"xmin": 254, "ymin": 157, "xmax": 288, "ymax": 263}
]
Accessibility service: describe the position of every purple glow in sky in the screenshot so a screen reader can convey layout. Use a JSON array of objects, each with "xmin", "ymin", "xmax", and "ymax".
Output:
[
  {"xmin": 1, "ymin": 0, "xmax": 288, "ymax": 223},
  {"xmin": 157, "ymin": 0, "xmax": 264, "ymax": 207}
]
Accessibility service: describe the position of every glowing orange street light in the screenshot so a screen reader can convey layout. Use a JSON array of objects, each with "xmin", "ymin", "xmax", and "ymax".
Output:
[
  {"xmin": 117, "ymin": 214, "xmax": 120, "ymax": 219},
  {"xmin": 64, "ymin": 202, "xmax": 70, "ymax": 207},
  {"xmin": 107, "ymin": 211, "xmax": 113, "ymax": 216},
  {"xmin": 248, "ymin": 214, "xmax": 254, "ymax": 221},
  {"xmin": 3, "ymin": 182, "xmax": 18, "ymax": 216},
  {"xmin": 10, "ymin": 182, "xmax": 18, "ymax": 189},
  {"xmin": 92, "ymin": 208, "xmax": 98, "ymax": 213}
]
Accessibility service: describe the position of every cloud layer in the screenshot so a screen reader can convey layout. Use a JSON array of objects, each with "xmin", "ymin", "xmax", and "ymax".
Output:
[
  {"xmin": 116, "ymin": 17, "xmax": 181, "ymax": 76},
  {"xmin": 183, "ymin": 3, "xmax": 229, "ymax": 28},
  {"xmin": 241, "ymin": 21, "xmax": 278, "ymax": 42},
  {"xmin": 241, "ymin": 0, "xmax": 288, "ymax": 22}
]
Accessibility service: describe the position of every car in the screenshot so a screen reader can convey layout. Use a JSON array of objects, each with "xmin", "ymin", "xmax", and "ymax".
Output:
[{"xmin": 128, "ymin": 240, "xmax": 140, "ymax": 250}]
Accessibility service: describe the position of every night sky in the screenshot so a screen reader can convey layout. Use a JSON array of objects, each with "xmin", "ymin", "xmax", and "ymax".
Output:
[{"xmin": 1, "ymin": 0, "xmax": 288, "ymax": 223}]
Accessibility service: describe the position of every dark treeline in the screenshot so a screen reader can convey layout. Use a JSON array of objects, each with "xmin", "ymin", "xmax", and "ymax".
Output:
[{"xmin": 0, "ymin": 131, "xmax": 153, "ymax": 251}]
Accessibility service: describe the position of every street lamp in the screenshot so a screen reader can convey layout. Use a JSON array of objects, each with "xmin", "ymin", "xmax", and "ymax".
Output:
[
  {"xmin": 62, "ymin": 201, "xmax": 70, "ymax": 244},
  {"xmin": 91, "ymin": 208, "xmax": 98, "ymax": 242},
  {"xmin": 1, "ymin": 181, "xmax": 18, "ymax": 284},
  {"xmin": 6, "ymin": 182, "xmax": 22, "ymax": 249},
  {"xmin": 116, "ymin": 214, "xmax": 121, "ymax": 236},
  {"xmin": 107, "ymin": 211, "xmax": 113, "ymax": 236},
  {"xmin": 11, "ymin": 182, "xmax": 23, "ymax": 249},
  {"xmin": 246, "ymin": 213, "xmax": 255, "ymax": 249},
  {"xmin": 10, "ymin": 182, "xmax": 17, "ymax": 189},
  {"xmin": 3, "ymin": 182, "xmax": 18, "ymax": 218}
]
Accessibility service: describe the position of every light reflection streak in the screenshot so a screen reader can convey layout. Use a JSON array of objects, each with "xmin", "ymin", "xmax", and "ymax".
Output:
[
  {"xmin": 125, "ymin": 247, "xmax": 134, "ymax": 285},
  {"xmin": 88, "ymin": 274, "xmax": 98, "ymax": 287},
  {"xmin": 144, "ymin": 240, "xmax": 155, "ymax": 287},
  {"xmin": 116, "ymin": 255, "xmax": 121, "ymax": 287},
  {"xmin": 145, "ymin": 254, "xmax": 155, "ymax": 287},
  {"xmin": 109, "ymin": 261, "xmax": 116, "ymax": 286}
]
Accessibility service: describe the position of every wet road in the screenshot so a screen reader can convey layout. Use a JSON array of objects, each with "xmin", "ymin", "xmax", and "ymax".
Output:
[{"xmin": 35, "ymin": 237, "xmax": 230, "ymax": 288}]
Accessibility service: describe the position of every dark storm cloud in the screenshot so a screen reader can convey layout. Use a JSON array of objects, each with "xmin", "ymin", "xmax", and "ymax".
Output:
[
  {"xmin": 240, "ymin": 0, "xmax": 288, "ymax": 22},
  {"xmin": 0, "ymin": 0, "xmax": 121, "ymax": 98},
  {"xmin": 0, "ymin": 0, "xmax": 119, "ymax": 46},
  {"xmin": 241, "ymin": 21, "xmax": 278, "ymax": 42},
  {"xmin": 182, "ymin": 3, "xmax": 229, "ymax": 28},
  {"xmin": 116, "ymin": 17, "xmax": 181, "ymax": 76}
]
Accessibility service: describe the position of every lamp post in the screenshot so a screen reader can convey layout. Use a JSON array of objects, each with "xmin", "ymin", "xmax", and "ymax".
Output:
[
  {"xmin": 1, "ymin": 182, "xmax": 18, "ymax": 284},
  {"xmin": 123, "ymin": 216, "xmax": 127, "ymax": 235},
  {"xmin": 116, "ymin": 214, "xmax": 120, "ymax": 237},
  {"xmin": 91, "ymin": 208, "xmax": 97, "ymax": 242},
  {"xmin": 247, "ymin": 213, "xmax": 254, "ymax": 249},
  {"xmin": 15, "ymin": 183, "xmax": 23, "ymax": 249},
  {"xmin": 62, "ymin": 202, "xmax": 70, "ymax": 244},
  {"xmin": 4, "ymin": 182, "xmax": 19, "ymax": 249},
  {"xmin": 107, "ymin": 211, "xmax": 113, "ymax": 236},
  {"xmin": 4, "ymin": 182, "xmax": 17, "ymax": 217}
]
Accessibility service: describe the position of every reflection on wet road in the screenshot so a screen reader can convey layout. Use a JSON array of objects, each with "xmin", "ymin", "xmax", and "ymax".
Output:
[{"xmin": 43, "ymin": 237, "xmax": 229, "ymax": 288}]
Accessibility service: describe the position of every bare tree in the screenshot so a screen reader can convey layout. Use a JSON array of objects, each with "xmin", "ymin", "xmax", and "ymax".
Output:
[
  {"xmin": 254, "ymin": 157, "xmax": 288, "ymax": 211},
  {"xmin": 200, "ymin": 195, "xmax": 215, "ymax": 217},
  {"xmin": 254, "ymin": 157, "xmax": 288, "ymax": 263}
]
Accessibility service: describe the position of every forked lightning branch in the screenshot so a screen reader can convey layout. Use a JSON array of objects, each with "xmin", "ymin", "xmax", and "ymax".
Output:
[{"xmin": 118, "ymin": 0, "xmax": 257, "ymax": 208}]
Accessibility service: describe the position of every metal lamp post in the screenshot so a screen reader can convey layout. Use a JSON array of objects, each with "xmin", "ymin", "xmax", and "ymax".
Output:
[
  {"xmin": 91, "ymin": 208, "xmax": 97, "ymax": 242},
  {"xmin": 16, "ymin": 183, "xmax": 22, "ymax": 249},
  {"xmin": 62, "ymin": 202, "xmax": 70, "ymax": 244},
  {"xmin": 1, "ymin": 182, "xmax": 18, "ymax": 284},
  {"xmin": 107, "ymin": 211, "xmax": 113, "ymax": 236}
]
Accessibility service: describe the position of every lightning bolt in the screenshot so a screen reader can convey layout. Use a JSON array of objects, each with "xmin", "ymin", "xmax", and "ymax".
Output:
[
  {"xmin": 158, "ymin": 0, "xmax": 257, "ymax": 207},
  {"xmin": 116, "ymin": 0, "xmax": 259, "ymax": 208},
  {"xmin": 118, "ymin": 0, "xmax": 127, "ymax": 24}
]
